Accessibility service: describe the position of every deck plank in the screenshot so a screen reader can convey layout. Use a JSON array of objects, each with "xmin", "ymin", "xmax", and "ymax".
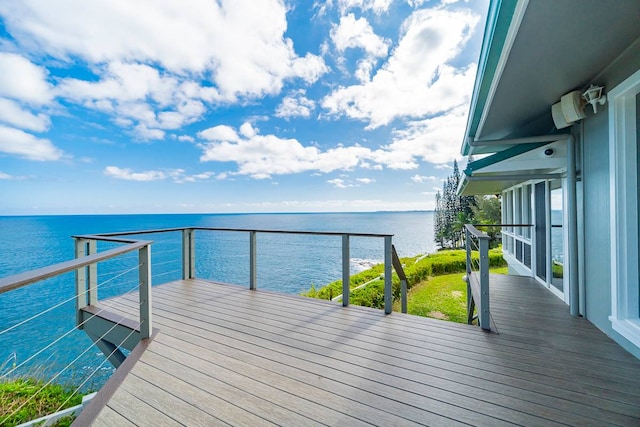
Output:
[{"xmin": 87, "ymin": 275, "xmax": 640, "ymax": 426}]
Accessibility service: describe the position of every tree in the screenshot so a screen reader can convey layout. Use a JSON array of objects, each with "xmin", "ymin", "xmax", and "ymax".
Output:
[
  {"xmin": 433, "ymin": 160, "xmax": 477, "ymax": 249},
  {"xmin": 472, "ymin": 195, "xmax": 502, "ymax": 247}
]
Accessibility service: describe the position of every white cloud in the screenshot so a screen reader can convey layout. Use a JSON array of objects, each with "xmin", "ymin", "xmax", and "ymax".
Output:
[
  {"xmin": 0, "ymin": 171, "xmax": 28, "ymax": 180},
  {"xmin": 336, "ymin": 0, "xmax": 394, "ymax": 14},
  {"xmin": 411, "ymin": 174, "xmax": 436, "ymax": 183},
  {"xmin": 104, "ymin": 165, "xmax": 217, "ymax": 183},
  {"xmin": 104, "ymin": 166, "xmax": 166, "ymax": 181},
  {"xmin": 435, "ymin": 163, "xmax": 453, "ymax": 170},
  {"xmin": 357, "ymin": 177, "xmax": 375, "ymax": 184},
  {"xmin": 1, "ymin": 0, "xmax": 328, "ymax": 138},
  {"xmin": 2, "ymin": 1, "xmax": 327, "ymax": 99},
  {"xmin": 331, "ymin": 14, "xmax": 389, "ymax": 57},
  {"xmin": 0, "ymin": 125, "xmax": 63, "ymax": 161},
  {"xmin": 198, "ymin": 121, "xmax": 376, "ymax": 178},
  {"xmin": 0, "ymin": 98, "xmax": 51, "ymax": 132},
  {"xmin": 322, "ymin": 8, "xmax": 479, "ymax": 128},
  {"xmin": 177, "ymin": 135, "xmax": 195, "ymax": 142},
  {"xmin": 275, "ymin": 90, "xmax": 316, "ymax": 118},
  {"xmin": 388, "ymin": 105, "xmax": 468, "ymax": 164},
  {"xmin": 328, "ymin": 178, "xmax": 354, "ymax": 188},
  {"xmin": 0, "ymin": 53, "xmax": 52, "ymax": 104},
  {"xmin": 196, "ymin": 121, "xmax": 437, "ymax": 177},
  {"xmin": 133, "ymin": 124, "xmax": 165, "ymax": 141}
]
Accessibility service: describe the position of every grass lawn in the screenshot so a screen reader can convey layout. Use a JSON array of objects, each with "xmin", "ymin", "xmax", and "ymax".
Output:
[
  {"xmin": 397, "ymin": 266, "xmax": 509, "ymax": 323},
  {"xmin": 0, "ymin": 378, "xmax": 81, "ymax": 427}
]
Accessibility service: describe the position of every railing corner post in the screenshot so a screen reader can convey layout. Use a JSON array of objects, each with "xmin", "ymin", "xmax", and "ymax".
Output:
[
  {"xmin": 139, "ymin": 244, "xmax": 152, "ymax": 339},
  {"xmin": 74, "ymin": 238, "xmax": 87, "ymax": 328}
]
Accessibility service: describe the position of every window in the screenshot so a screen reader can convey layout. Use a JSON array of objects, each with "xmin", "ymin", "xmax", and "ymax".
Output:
[{"xmin": 609, "ymin": 68, "xmax": 640, "ymax": 347}]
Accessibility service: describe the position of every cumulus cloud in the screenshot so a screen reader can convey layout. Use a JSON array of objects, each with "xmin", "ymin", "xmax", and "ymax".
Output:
[
  {"xmin": 275, "ymin": 90, "xmax": 316, "ymax": 118},
  {"xmin": 322, "ymin": 8, "xmax": 479, "ymax": 128},
  {"xmin": 0, "ymin": 125, "xmax": 63, "ymax": 161},
  {"xmin": 196, "ymin": 121, "xmax": 441, "ymax": 178},
  {"xmin": 1, "ymin": 0, "xmax": 328, "ymax": 138},
  {"xmin": 1, "ymin": 1, "xmax": 327, "ymax": 98},
  {"xmin": 331, "ymin": 14, "xmax": 389, "ymax": 57},
  {"xmin": 388, "ymin": 105, "xmax": 469, "ymax": 164},
  {"xmin": 0, "ymin": 53, "xmax": 52, "ymax": 105},
  {"xmin": 198, "ymin": 122, "xmax": 374, "ymax": 178},
  {"xmin": 0, "ymin": 98, "xmax": 51, "ymax": 132},
  {"xmin": 337, "ymin": 0, "xmax": 394, "ymax": 14}
]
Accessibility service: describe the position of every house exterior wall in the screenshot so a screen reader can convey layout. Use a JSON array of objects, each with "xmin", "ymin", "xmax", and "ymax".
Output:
[{"xmin": 580, "ymin": 38, "xmax": 640, "ymax": 359}]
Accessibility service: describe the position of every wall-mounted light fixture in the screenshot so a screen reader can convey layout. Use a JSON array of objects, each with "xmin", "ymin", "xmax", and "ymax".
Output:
[
  {"xmin": 582, "ymin": 84, "xmax": 606, "ymax": 113},
  {"xmin": 552, "ymin": 90, "xmax": 586, "ymax": 129}
]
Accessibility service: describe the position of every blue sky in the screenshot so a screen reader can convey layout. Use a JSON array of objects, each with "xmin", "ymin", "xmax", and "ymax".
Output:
[{"xmin": 0, "ymin": 0, "xmax": 488, "ymax": 215}]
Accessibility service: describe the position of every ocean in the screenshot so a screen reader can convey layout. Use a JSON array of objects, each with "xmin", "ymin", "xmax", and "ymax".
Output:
[{"xmin": 0, "ymin": 212, "xmax": 435, "ymax": 387}]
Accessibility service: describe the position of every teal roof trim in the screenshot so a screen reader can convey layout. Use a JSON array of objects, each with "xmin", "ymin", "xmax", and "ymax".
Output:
[
  {"xmin": 461, "ymin": 0, "xmax": 519, "ymax": 156},
  {"xmin": 463, "ymin": 141, "xmax": 548, "ymax": 176}
]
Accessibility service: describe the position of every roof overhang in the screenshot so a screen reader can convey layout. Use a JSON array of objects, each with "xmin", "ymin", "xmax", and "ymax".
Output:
[
  {"xmin": 461, "ymin": 0, "xmax": 640, "ymax": 155},
  {"xmin": 459, "ymin": 136, "xmax": 568, "ymax": 195}
]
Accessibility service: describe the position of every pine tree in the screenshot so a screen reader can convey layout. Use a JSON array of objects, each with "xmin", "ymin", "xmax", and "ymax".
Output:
[{"xmin": 433, "ymin": 160, "xmax": 477, "ymax": 249}]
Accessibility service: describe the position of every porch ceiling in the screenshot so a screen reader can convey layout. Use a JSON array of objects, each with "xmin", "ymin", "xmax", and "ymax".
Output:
[
  {"xmin": 463, "ymin": 0, "xmax": 640, "ymax": 156},
  {"xmin": 460, "ymin": 140, "xmax": 567, "ymax": 195}
]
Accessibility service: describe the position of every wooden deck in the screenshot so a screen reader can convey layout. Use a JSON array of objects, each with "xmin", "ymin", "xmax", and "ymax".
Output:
[{"xmin": 82, "ymin": 274, "xmax": 640, "ymax": 426}]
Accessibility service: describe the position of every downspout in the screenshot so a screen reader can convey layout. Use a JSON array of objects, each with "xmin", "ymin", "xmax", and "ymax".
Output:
[{"xmin": 566, "ymin": 134, "xmax": 580, "ymax": 316}]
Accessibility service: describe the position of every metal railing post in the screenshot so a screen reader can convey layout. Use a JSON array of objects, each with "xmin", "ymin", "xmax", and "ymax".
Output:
[
  {"xmin": 384, "ymin": 236, "xmax": 393, "ymax": 314},
  {"xmin": 465, "ymin": 227, "xmax": 471, "ymax": 275},
  {"xmin": 87, "ymin": 239, "xmax": 97, "ymax": 306},
  {"xmin": 250, "ymin": 231, "xmax": 257, "ymax": 290},
  {"xmin": 182, "ymin": 228, "xmax": 195, "ymax": 280},
  {"xmin": 479, "ymin": 236, "xmax": 490, "ymax": 330},
  {"xmin": 342, "ymin": 234, "xmax": 350, "ymax": 307},
  {"xmin": 74, "ymin": 238, "xmax": 87, "ymax": 327},
  {"xmin": 139, "ymin": 244, "xmax": 152, "ymax": 339}
]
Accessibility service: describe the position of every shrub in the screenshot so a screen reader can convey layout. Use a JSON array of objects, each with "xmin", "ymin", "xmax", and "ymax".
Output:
[{"xmin": 303, "ymin": 248, "xmax": 507, "ymax": 309}]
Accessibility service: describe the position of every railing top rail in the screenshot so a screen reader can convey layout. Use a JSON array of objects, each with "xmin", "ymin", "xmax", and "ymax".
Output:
[
  {"xmin": 0, "ymin": 240, "xmax": 151, "ymax": 296},
  {"xmin": 76, "ymin": 227, "xmax": 394, "ymax": 239},
  {"xmin": 464, "ymin": 224, "xmax": 490, "ymax": 239}
]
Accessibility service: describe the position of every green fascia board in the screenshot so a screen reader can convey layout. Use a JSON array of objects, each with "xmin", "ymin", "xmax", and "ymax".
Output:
[
  {"xmin": 461, "ymin": 0, "xmax": 519, "ymax": 156},
  {"xmin": 463, "ymin": 141, "xmax": 549, "ymax": 176}
]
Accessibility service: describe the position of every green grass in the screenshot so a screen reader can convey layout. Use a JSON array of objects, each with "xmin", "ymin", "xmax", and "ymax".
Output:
[
  {"xmin": 397, "ymin": 272, "xmax": 469, "ymax": 323},
  {"xmin": 395, "ymin": 266, "xmax": 509, "ymax": 323},
  {"xmin": 0, "ymin": 378, "xmax": 82, "ymax": 427},
  {"xmin": 303, "ymin": 247, "xmax": 507, "ymax": 310}
]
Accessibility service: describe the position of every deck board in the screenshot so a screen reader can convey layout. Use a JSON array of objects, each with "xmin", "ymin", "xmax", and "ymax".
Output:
[{"xmin": 87, "ymin": 274, "xmax": 640, "ymax": 426}]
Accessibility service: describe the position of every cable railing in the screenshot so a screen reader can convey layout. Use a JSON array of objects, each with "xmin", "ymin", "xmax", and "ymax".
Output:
[
  {"xmin": 0, "ymin": 239, "xmax": 152, "ymax": 426},
  {"xmin": 0, "ymin": 226, "xmax": 403, "ymax": 425}
]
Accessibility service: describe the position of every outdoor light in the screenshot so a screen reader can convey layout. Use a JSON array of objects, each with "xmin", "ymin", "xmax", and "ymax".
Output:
[{"xmin": 582, "ymin": 84, "xmax": 607, "ymax": 113}]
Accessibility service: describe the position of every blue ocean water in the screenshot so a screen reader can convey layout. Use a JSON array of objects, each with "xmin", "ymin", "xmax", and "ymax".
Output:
[{"xmin": 0, "ymin": 212, "xmax": 435, "ymax": 388}]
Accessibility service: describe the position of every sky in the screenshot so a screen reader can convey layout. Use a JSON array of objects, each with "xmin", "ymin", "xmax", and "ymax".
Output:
[{"xmin": 0, "ymin": 0, "xmax": 488, "ymax": 215}]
